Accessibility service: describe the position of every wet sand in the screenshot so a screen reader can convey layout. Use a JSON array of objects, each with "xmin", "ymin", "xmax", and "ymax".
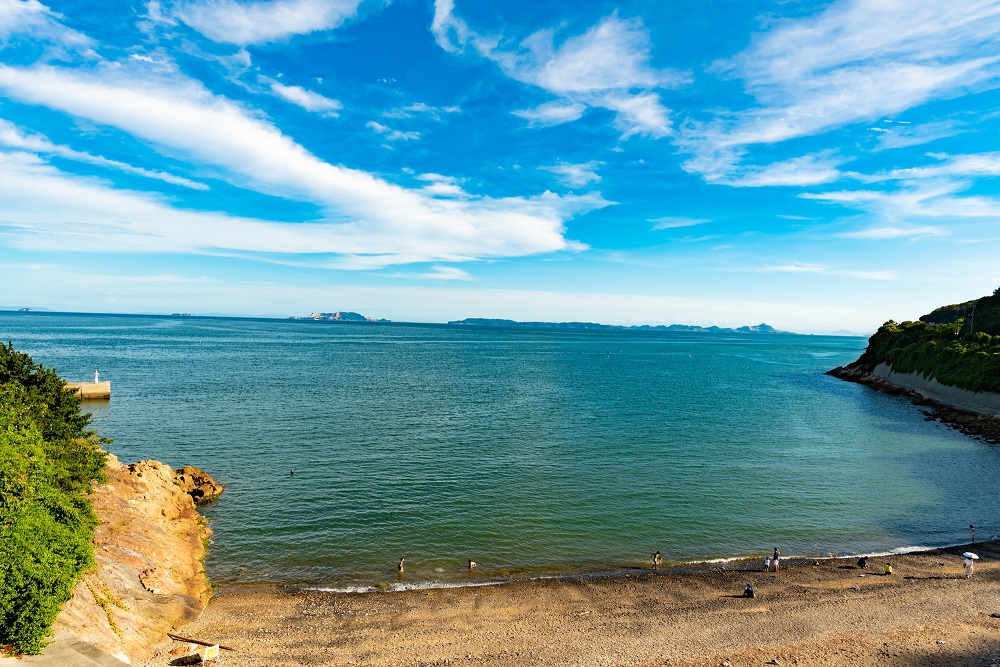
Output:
[{"xmin": 140, "ymin": 542, "xmax": 1000, "ymax": 667}]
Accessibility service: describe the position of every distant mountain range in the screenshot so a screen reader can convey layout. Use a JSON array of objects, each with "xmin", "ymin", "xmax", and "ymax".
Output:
[
  {"xmin": 447, "ymin": 318, "xmax": 788, "ymax": 334},
  {"xmin": 292, "ymin": 311, "xmax": 390, "ymax": 322}
]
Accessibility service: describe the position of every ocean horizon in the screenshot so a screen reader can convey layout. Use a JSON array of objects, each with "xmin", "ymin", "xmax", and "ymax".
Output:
[{"xmin": 4, "ymin": 310, "xmax": 998, "ymax": 591}]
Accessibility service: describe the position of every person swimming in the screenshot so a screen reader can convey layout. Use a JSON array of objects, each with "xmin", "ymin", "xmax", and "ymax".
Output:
[
  {"xmin": 652, "ymin": 551, "xmax": 663, "ymax": 570},
  {"xmin": 397, "ymin": 558, "xmax": 405, "ymax": 573},
  {"xmin": 468, "ymin": 559, "xmax": 477, "ymax": 570}
]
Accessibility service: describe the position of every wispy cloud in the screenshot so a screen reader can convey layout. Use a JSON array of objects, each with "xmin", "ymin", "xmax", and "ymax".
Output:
[
  {"xmin": 266, "ymin": 78, "xmax": 342, "ymax": 116},
  {"xmin": 382, "ymin": 102, "xmax": 461, "ymax": 120},
  {"xmin": 0, "ymin": 63, "xmax": 608, "ymax": 267},
  {"xmin": 758, "ymin": 262, "xmax": 896, "ymax": 279},
  {"xmin": 680, "ymin": 0, "xmax": 1000, "ymax": 181},
  {"xmin": 366, "ymin": 120, "xmax": 419, "ymax": 141},
  {"xmin": 175, "ymin": 0, "xmax": 368, "ymax": 45},
  {"xmin": 840, "ymin": 225, "xmax": 948, "ymax": 240},
  {"xmin": 650, "ymin": 216, "xmax": 710, "ymax": 230},
  {"xmin": 432, "ymin": 1, "xmax": 686, "ymax": 138},
  {"xmin": 710, "ymin": 151, "xmax": 849, "ymax": 187},
  {"xmin": 0, "ymin": 117, "xmax": 207, "ymax": 189},
  {"xmin": 540, "ymin": 160, "xmax": 602, "ymax": 188},
  {"xmin": 0, "ymin": 0, "xmax": 93, "ymax": 50},
  {"xmin": 511, "ymin": 101, "xmax": 585, "ymax": 127}
]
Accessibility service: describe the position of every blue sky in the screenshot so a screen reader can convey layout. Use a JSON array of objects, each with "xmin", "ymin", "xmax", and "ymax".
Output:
[{"xmin": 1, "ymin": 0, "xmax": 999, "ymax": 333}]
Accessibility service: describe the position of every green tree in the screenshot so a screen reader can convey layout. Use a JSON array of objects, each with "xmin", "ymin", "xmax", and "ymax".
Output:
[
  {"xmin": 0, "ymin": 345, "xmax": 107, "ymax": 655},
  {"xmin": 0, "ymin": 342, "xmax": 107, "ymax": 491}
]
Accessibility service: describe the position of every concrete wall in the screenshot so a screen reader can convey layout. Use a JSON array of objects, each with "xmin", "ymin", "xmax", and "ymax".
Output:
[
  {"xmin": 64, "ymin": 381, "xmax": 111, "ymax": 399},
  {"xmin": 871, "ymin": 363, "xmax": 1000, "ymax": 415}
]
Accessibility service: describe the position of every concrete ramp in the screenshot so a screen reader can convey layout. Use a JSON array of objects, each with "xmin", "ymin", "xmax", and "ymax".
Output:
[{"xmin": 0, "ymin": 631, "xmax": 129, "ymax": 667}]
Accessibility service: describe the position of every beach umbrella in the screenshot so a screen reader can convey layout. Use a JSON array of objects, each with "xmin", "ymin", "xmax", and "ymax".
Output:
[{"xmin": 963, "ymin": 552, "xmax": 979, "ymax": 560}]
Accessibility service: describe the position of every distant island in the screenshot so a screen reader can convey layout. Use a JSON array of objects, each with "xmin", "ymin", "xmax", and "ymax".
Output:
[
  {"xmin": 448, "ymin": 318, "xmax": 786, "ymax": 334},
  {"xmin": 292, "ymin": 311, "xmax": 390, "ymax": 323}
]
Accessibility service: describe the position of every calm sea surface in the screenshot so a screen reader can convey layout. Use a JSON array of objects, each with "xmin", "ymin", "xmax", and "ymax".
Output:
[{"xmin": 4, "ymin": 311, "xmax": 999, "ymax": 591}]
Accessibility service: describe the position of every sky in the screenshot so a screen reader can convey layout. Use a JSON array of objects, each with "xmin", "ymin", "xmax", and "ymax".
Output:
[{"xmin": 1, "ymin": 0, "xmax": 999, "ymax": 333}]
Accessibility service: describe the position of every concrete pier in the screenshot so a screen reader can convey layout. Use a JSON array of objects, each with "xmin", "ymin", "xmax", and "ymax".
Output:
[{"xmin": 64, "ymin": 381, "xmax": 111, "ymax": 399}]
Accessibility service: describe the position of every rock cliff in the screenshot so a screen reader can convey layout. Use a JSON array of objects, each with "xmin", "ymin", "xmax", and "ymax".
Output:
[{"xmin": 51, "ymin": 455, "xmax": 216, "ymax": 664}]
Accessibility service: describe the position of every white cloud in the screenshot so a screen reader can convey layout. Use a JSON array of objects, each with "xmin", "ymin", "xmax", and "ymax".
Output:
[
  {"xmin": 761, "ymin": 263, "xmax": 826, "ymax": 273},
  {"xmin": 540, "ymin": 161, "xmax": 602, "ymax": 188},
  {"xmin": 681, "ymin": 0, "xmax": 1000, "ymax": 181},
  {"xmin": 650, "ymin": 216, "xmax": 710, "ymax": 230},
  {"xmin": 840, "ymin": 225, "xmax": 948, "ymax": 240},
  {"xmin": 873, "ymin": 120, "xmax": 964, "ymax": 150},
  {"xmin": 862, "ymin": 151, "xmax": 1000, "ymax": 183},
  {"xmin": 382, "ymin": 102, "xmax": 461, "ymax": 120},
  {"xmin": 423, "ymin": 265, "xmax": 471, "ymax": 280},
  {"xmin": 758, "ymin": 262, "xmax": 895, "ymax": 280},
  {"xmin": 176, "ymin": 0, "xmax": 367, "ymax": 45},
  {"xmin": 0, "ymin": 64, "xmax": 606, "ymax": 267},
  {"xmin": 0, "ymin": 117, "xmax": 207, "ymax": 189},
  {"xmin": 366, "ymin": 120, "xmax": 419, "ymax": 141},
  {"xmin": 432, "ymin": 1, "xmax": 684, "ymax": 138},
  {"xmin": 511, "ymin": 101, "xmax": 586, "ymax": 127},
  {"xmin": 267, "ymin": 79, "xmax": 342, "ymax": 116},
  {"xmin": 0, "ymin": 0, "xmax": 92, "ymax": 49},
  {"xmin": 710, "ymin": 151, "xmax": 848, "ymax": 187}
]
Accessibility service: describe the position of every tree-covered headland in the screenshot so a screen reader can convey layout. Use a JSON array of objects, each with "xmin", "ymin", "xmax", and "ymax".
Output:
[
  {"xmin": 852, "ymin": 288, "xmax": 1000, "ymax": 393},
  {"xmin": 0, "ymin": 342, "xmax": 108, "ymax": 655}
]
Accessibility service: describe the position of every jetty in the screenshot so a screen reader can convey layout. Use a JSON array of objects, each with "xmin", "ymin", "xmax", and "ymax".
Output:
[{"xmin": 65, "ymin": 371, "xmax": 111, "ymax": 399}]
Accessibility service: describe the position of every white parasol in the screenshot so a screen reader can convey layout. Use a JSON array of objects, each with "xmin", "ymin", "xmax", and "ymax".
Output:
[{"xmin": 963, "ymin": 552, "xmax": 979, "ymax": 560}]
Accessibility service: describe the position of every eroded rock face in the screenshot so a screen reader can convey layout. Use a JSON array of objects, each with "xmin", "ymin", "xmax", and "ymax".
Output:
[
  {"xmin": 52, "ymin": 455, "xmax": 213, "ymax": 664},
  {"xmin": 172, "ymin": 466, "xmax": 224, "ymax": 504}
]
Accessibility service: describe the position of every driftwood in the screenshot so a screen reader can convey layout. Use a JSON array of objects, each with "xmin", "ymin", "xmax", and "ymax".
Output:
[{"xmin": 168, "ymin": 632, "xmax": 236, "ymax": 651}]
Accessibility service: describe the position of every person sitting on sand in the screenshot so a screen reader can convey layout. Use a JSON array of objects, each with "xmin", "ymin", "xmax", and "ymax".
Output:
[
  {"xmin": 857, "ymin": 556, "xmax": 868, "ymax": 569},
  {"xmin": 884, "ymin": 562, "xmax": 892, "ymax": 575},
  {"xmin": 398, "ymin": 558, "xmax": 405, "ymax": 573},
  {"xmin": 652, "ymin": 551, "xmax": 663, "ymax": 570},
  {"xmin": 468, "ymin": 559, "xmax": 477, "ymax": 570},
  {"xmin": 743, "ymin": 582, "xmax": 755, "ymax": 598}
]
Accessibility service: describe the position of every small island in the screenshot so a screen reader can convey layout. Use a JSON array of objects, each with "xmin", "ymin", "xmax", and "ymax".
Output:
[
  {"xmin": 291, "ymin": 311, "xmax": 389, "ymax": 322},
  {"xmin": 449, "ymin": 318, "xmax": 786, "ymax": 334}
]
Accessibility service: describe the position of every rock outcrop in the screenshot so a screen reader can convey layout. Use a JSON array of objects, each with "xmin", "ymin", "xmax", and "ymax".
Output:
[
  {"xmin": 173, "ymin": 466, "xmax": 224, "ymax": 504},
  {"xmin": 52, "ymin": 456, "xmax": 216, "ymax": 664}
]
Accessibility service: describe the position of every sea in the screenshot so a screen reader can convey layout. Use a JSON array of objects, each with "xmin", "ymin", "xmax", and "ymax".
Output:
[{"xmin": 4, "ymin": 311, "xmax": 999, "ymax": 592}]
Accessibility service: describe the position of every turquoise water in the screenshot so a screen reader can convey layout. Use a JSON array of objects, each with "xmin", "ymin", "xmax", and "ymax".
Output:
[{"xmin": 4, "ymin": 311, "xmax": 999, "ymax": 590}]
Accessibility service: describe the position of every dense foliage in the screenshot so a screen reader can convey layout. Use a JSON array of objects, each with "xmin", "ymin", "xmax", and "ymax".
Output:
[
  {"xmin": 0, "ymin": 343, "xmax": 107, "ymax": 655},
  {"xmin": 860, "ymin": 289, "xmax": 1000, "ymax": 393}
]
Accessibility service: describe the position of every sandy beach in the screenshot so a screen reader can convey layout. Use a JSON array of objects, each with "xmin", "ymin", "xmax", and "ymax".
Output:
[{"xmin": 138, "ymin": 542, "xmax": 1000, "ymax": 667}]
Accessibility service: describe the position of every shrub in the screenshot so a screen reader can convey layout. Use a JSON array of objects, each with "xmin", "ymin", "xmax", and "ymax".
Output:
[{"xmin": 0, "ymin": 345, "xmax": 106, "ymax": 655}]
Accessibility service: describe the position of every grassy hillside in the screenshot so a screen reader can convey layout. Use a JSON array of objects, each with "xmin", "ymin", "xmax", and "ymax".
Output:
[
  {"xmin": 0, "ymin": 343, "xmax": 108, "ymax": 655},
  {"xmin": 854, "ymin": 289, "xmax": 1000, "ymax": 393}
]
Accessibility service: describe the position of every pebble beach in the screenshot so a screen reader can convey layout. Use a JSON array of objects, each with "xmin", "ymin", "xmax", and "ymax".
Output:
[{"xmin": 140, "ymin": 541, "xmax": 1000, "ymax": 667}]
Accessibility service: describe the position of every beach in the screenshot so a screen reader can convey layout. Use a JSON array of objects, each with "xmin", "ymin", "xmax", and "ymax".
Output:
[{"xmin": 139, "ymin": 542, "xmax": 1000, "ymax": 667}]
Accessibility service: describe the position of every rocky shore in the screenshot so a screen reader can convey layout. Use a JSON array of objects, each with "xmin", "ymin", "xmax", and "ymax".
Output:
[
  {"xmin": 51, "ymin": 456, "xmax": 222, "ymax": 664},
  {"xmin": 828, "ymin": 360, "xmax": 1000, "ymax": 445}
]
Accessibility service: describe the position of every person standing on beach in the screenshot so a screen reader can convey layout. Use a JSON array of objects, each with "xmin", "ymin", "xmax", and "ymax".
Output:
[
  {"xmin": 772, "ymin": 548, "xmax": 780, "ymax": 572},
  {"xmin": 764, "ymin": 556, "xmax": 771, "ymax": 572},
  {"xmin": 964, "ymin": 557, "xmax": 974, "ymax": 578}
]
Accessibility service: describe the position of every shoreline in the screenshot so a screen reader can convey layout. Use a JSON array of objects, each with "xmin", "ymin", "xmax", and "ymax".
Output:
[
  {"xmin": 828, "ymin": 362, "xmax": 1000, "ymax": 445},
  {"xmin": 207, "ymin": 538, "xmax": 989, "ymax": 597},
  {"xmin": 141, "ymin": 540, "xmax": 1000, "ymax": 667}
]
